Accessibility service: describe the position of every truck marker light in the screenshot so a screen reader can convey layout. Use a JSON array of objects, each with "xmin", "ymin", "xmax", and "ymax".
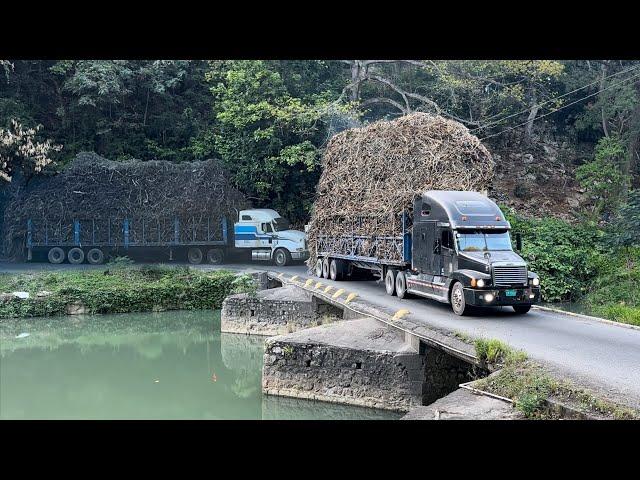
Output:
[
  {"xmin": 315, "ymin": 281, "xmax": 323, "ymax": 289},
  {"xmin": 324, "ymin": 286, "xmax": 333, "ymax": 293},
  {"xmin": 470, "ymin": 278, "xmax": 477, "ymax": 287},
  {"xmin": 332, "ymin": 288, "xmax": 345, "ymax": 299},
  {"xmin": 393, "ymin": 309, "xmax": 410, "ymax": 320},
  {"xmin": 345, "ymin": 293, "xmax": 358, "ymax": 303},
  {"xmin": 304, "ymin": 279, "xmax": 314, "ymax": 287}
]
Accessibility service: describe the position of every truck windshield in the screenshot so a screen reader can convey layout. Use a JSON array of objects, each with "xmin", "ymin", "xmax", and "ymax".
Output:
[
  {"xmin": 272, "ymin": 218, "xmax": 290, "ymax": 232},
  {"xmin": 456, "ymin": 230, "xmax": 512, "ymax": 252}
]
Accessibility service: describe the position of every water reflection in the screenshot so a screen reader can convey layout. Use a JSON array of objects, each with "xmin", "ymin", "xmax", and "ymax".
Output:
[{"xmin": 0, "ymin": 310, "xmax": 398, "ymax": 420}]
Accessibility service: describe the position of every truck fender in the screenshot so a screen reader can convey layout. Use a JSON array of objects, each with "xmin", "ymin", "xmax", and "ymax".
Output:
[{"xmin": 449, "ymin": 269, "xmax": 491, "ymax": 289}]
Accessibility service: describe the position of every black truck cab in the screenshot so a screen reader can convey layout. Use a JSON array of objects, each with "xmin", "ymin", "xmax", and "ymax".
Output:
[{"xmin": 399, "ymin": 190, "xmax": 541, "ymax": 315}]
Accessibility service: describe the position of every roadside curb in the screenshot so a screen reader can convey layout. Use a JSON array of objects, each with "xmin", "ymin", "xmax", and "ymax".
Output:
[{"xmin": 533, "ymin": 305, "xmax": 640, "ymax": 331}]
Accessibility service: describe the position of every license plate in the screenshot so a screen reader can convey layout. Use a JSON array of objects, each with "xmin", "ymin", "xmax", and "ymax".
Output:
[{"xmin": 505, "ymin": 289, "xmax": 517, "ymax": 297}]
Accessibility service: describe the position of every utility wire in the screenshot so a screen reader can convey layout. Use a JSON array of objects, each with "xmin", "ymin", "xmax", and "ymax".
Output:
[
  {"xmin": 470, "ymin": 64, "xmax": 640, "ymax": 132},
  {"xmin": 478, "ymin": 70, "xmax": 640, "ymax": 141}
]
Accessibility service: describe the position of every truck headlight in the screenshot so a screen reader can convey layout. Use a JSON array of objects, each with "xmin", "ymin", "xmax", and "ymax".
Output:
[
  {"xmin": 484, "ymin": 293, "xmax": 494, "ymax": 302},
  {"xmin": 532, "ymin": 277, "xmax": 540, "ymax": 286},
  {"xmin": 476, "ymin": 279, "xmax": 485, "ymax": 288}
]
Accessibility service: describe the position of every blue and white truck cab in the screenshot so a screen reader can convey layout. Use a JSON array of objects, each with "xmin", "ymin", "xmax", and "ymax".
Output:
[{"xmin": 234, "ymin": 209, "xmax": 309, "ymax": 266}]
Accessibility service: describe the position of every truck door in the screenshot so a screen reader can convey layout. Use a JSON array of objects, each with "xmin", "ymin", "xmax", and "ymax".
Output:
[
  {"xmin": 439, "ymin": 228, "xmax": 454, "ymax": 276},
  {"xmin": 412, "ymin": 221, "xmax": 436, "ymax": 275}
]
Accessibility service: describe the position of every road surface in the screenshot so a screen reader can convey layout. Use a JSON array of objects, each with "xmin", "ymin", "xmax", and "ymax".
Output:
[{"xmin": 2, "ymin": 260, "xmax": 639, "ymax": 409}]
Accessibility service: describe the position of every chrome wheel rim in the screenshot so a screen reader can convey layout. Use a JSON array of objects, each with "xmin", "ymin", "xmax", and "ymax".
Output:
[
  {"xmin": 452, "ymin": 285, "xmax": 463, "ymax": 313},
  {"xmin": 315, "ymin": 260, "xmax": 323, "ymax": 277},
  {"xmin": 276, "ymin": 251, "xmax": 284, "ymax": 264}
]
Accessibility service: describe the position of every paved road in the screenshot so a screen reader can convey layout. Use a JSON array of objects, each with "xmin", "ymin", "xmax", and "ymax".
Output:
[{"xmin": 3, "ymin": 260, "xmax": 640, "ymax": 409}]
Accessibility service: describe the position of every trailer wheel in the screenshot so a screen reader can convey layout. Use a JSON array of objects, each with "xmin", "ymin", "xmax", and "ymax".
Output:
[
  {"xmin": 273, "ymin": 248, "xmax": 290, "ymax": 267},
  {"xmin": 512, "ymin": 305, "xmax": 531, "ymax": 314},
  {"xmin": 207, "ymin": 248, "xmax": 224, "ymax": 265},
  {"xmin": 188, "ymin": 247, "xmax": 203, "ymax": 264},
  {"xmin": 385, "ymin": 269, "xmax": 397, "ymax": 296},
  {"xmin": 87, "ymin": 248, "xmax": 105, "ymax": 265},
  {"xmin": 322, "ymin": 257, "xmax": 330, "ymax": 279},
  {"xmin": 329, "ymin": 259, "xmax": 343, "ymax": 281},
  {"xmin": 68, "ymin": 247, "xmax": 85, "ymax": 265},
  {"xmin": 396, "ymin": 271, "xmax": 408, "ymax": 299},
  {"xmin": 314, "ymin": 258, "xmax": 323, "ymax": 277},
  {"xmin": 450, "ymin": 281, "xmax": 468, "ymax": 316},
  {"xmin": 48, "ymin": 247, "xmax": 65, "ymax": 264}
]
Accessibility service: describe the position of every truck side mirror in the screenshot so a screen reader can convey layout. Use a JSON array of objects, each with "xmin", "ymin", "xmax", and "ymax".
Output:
[{"xmin": 515, "ymin": 232, "xmax": 523, "ymax": 251}]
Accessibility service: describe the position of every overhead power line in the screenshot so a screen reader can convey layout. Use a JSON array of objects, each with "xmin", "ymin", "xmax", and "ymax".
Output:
[
  {"xmin": 478, "ymin": 70, "xmax": 640, "ymax": 142},
  {"xmin": 470, "ymin": 64, "xmax": 640, "ymax": 133}
]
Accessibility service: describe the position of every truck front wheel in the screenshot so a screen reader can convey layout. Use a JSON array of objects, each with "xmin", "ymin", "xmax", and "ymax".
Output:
[
  {"xmin": 273, "ymin": 248, "xmax": 290, "ymax": 267},
  {"xmin": 513, "ymin": 305, "xmax": 531, "ymax": 314},
  {"xmin": 450, "ymin": 281, "xmax": 468, "ymax": 316}
]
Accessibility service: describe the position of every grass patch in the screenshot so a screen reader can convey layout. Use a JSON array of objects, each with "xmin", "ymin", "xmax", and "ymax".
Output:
[
  {"xmin": 473, "ymin": 353, "xmax": 639, "ymax": 419},
  {"xmin": 0, "ymin": 266, "xmax": 254, "ymax": 318},
  {"xmin": 474, "ymin": 338, "xmax": 527, "ymax": 365}
]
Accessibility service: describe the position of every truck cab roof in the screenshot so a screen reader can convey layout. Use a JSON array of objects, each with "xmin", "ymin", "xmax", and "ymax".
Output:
[
  {"xmin": 419, "ymin": 190, "xmax": 511, "ymax": 230},
  {"xmin": 238, "ymin": 209, "xmax": 281, "ymax": 222}
]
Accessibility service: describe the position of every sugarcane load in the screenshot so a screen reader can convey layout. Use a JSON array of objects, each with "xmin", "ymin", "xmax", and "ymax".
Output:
[{"xmin": 307, "ymin": 113, "xmax": 541, "ymax": 315}]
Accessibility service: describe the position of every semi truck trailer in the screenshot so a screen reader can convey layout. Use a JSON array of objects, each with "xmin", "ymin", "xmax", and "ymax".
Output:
[
  {"xmin": 313, "ymin": 190, "xmax": 541, "ymax": 315},
  {"xmin": 26, "ymin": 208, "xmax": 308, "ymax": 266}
]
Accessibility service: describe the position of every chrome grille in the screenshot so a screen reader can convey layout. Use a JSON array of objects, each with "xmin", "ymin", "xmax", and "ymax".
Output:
[{"xmin": 492, "ymin": 265, "xmax": 527, "ymax": 286}]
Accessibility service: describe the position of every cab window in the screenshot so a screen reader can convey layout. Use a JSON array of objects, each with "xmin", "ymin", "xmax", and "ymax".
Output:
[
  {"xmin": 262, "ymin": 223, "xmax": 273, "ymax": 233},
  {"xmin": 241, "ymin": 215, "xmax": 252, "ymax": 221}
]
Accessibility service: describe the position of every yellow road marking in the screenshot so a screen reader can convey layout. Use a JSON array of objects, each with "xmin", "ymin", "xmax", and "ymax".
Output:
[
  {"xmin": 278, "ymin": 272, "xmax": 284, "ymax": 278},
  {"xmin": 332, "ymin": 288, "xmax": 345, "ymax": 299},
  {"xmin": 315, "ymin": 282, "xmax": 323, "ymax": 289},
  {"xmin": 304, "ymin": 279, "xmax": 314, "ymax": 287},
  {"xmin": 392, "ymin": 309, "xmax": 410, "ymax": 320},
  {"xmin": 345, "ymin": 292, "xmax": 358, "ymax": 304},
  {"xmin": 324, "ymin": 286, "xmax": 334, "ymax": 293},
  {"xmin": 290, "ymin": 275, "xmax": 298, "ymax": 281}
]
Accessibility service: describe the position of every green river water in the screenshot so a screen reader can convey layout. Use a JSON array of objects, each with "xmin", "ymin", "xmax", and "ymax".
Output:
[{"xmin": 0, "ymin": 310, "xmax": 400, "ymax": 420}]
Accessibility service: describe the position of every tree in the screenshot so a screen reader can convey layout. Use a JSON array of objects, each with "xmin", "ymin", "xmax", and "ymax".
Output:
[
  {"xmin": 193, "ymin": 60, "xmax": 338, "ymax": 223},
  {"xmin": 0, "ymin": 119, "xmax": 61, "ymax": 182}
]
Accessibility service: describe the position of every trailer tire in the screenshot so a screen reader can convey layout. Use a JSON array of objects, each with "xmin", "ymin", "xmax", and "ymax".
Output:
[
  {"xmin": 314, "ymin": 258, "xmax": 323, "ymax": 277},
  {"xmin": 207, "ymin": 248, "xmax": 224, "ymax": 265},
  {"xmin": 450, "ymin": 281, "xmax": 468, "ymax": 316},
  {"xmin": 322, "ymin": 257, "xmax": 330, "ymax": 279},
  {"xmin": 329, "ymin": 259, "xmax": 343, "ymax": 281},
  {"xmin": 385, "ymin": 269, "xmax": 397, "ymax": 296},
  {"xmin": 512, "ymin": 305, "xmax": 531, "ymax": 314},
  {"xmin": 87, "ymin": 248, "xmax": 105, "ymax": 265},
  {"xmin": 68, "ymin": 247, "xmax": 85, "ymax": 265},
  {"xmin": 187, "ymin": 247, "xmax": 203, "ymax": 264},
  {"xmin": 396, "ymin": 271, "xmax": 408, "ymax": 299},
  {"xmin": 48, "ymin": 247, "xmax": 65, "ymax": 264}
]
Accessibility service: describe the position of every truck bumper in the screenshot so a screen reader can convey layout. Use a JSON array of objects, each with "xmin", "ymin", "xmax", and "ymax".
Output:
[
  {"xmin": 291, "ymin": 251, "xmax": 310, "ymax": 261},
  {"xmin": 464, "ymin": 286, "xmax": 541, "ymax": 307}
]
